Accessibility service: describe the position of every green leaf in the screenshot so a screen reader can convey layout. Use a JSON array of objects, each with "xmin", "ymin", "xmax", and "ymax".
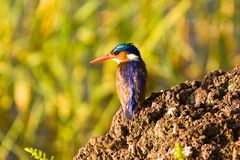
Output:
[
  {"xmin": 175, "ymin": 143, "xmax": 185, "ymax": 160},
  {"xmin": 24, "ymin": 147, "xmax": 54, "ymax": 160}
]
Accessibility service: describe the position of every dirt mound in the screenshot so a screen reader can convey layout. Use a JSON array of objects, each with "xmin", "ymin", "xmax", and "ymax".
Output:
[{"xmin": 74, "ymin": 65, "xmax": 240, "ymax": 160}]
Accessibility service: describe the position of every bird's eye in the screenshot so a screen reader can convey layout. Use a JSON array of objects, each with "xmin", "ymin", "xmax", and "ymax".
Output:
[{"xmin": 113, "ymin": 50, "xmax": 120, "ymax": 55}]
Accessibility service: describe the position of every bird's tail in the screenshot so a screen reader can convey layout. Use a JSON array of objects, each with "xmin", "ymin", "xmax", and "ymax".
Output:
[{"xmin": 125, "ymin": 97, "xmax": 138, "ymax": 119}]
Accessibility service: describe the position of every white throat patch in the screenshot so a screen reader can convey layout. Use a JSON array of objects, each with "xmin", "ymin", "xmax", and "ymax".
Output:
[{"xmin": 111, "ymin": 58, "xmax": 121, "ymax": 64}]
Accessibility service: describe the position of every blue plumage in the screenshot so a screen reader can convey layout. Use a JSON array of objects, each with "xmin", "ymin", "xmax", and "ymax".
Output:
[
  {"xmin": 111, "ymin": 43, "xmax": 141, "ymax": 58},
  {"xmin": 125, "ymin": 61, "xmax": 137, "ymax": 118},
  {"xmin": 116, "ymin": 60, "xmax": 147, "ymax": 119}
]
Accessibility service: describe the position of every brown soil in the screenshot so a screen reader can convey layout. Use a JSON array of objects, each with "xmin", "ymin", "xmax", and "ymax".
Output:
[{"xmin": 74, "ymin": 65, "xmax": 240, "ymax": 160}]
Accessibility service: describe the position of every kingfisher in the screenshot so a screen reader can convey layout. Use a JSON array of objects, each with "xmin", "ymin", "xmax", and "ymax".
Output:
[{"xmin": 90, "ymin": 43, "xmax": 147, "ymax": 119}]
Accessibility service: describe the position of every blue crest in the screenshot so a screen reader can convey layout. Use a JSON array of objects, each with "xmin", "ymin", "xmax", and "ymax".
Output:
[{"xmin": 111, "ymin": 43, "xmax": 141, "ymax": 57}]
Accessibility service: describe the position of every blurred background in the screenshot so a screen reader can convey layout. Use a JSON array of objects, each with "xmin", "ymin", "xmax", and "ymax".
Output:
[{"xmin": 0, "ymin": 0, "xmax": 239, "ymax": 159}]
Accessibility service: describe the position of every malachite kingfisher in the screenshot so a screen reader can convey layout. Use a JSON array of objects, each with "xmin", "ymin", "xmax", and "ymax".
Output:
[{"xmin": 90, "ymin": 43, "xmax": 147, "ymax": 119}]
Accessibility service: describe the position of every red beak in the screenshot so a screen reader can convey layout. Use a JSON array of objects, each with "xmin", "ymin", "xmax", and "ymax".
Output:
[{"xmin": 90, "ymin": 55, "xmax": 113, "ymax": 64}]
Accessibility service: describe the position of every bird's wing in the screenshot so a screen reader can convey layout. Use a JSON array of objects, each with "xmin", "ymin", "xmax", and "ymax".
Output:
[
  {"xmin": 117, "ymin": 74, "xmax": 137, "ymax": 119},
  {"xmin": 133, "ymin": 62, "xmax": 147, "ymax": 103},
  {"xmin": 116, "ymin": 61, "xmax": 147, "ymax": 119},
  {"xmin": 116, "ymin": 68, "xmax": 133, "ymax": 118},
  {"xmin": 125, "ymin": 76, "xmax": 137, "ymax": 119}
]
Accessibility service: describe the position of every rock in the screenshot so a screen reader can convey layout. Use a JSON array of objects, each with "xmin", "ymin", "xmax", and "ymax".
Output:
[{"xmin": 74, "ymin": 65, "xmax": 240, "ymax": 160}]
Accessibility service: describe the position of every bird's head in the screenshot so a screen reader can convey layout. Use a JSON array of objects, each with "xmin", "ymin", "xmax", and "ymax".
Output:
[{"xmin": 90, "ymin": 43, "xmax": 141, "ymax": 64}]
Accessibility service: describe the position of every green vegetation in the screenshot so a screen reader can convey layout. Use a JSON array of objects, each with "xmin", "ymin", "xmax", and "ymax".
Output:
[
  {"xmin": 175, "ymin": 144, "xmax": 185, "ymax": 160},
  {"xmin": 24, "ymin": 147, "xmax": 54, "ymax": 160},
  {"xmin": 0, "ymin": 0, "xmax": 239, "ymax": 159}
]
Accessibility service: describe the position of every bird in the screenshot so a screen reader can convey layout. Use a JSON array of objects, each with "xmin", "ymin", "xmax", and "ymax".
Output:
[{"xmin": 90, "ymin": 43, "xmax": 147, "ymax": 119}]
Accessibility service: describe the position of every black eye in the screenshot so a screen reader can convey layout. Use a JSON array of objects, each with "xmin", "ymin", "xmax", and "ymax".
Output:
[{"xmin": 113, "ymin": 50, "xmax": 120, "ymax": 55}]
